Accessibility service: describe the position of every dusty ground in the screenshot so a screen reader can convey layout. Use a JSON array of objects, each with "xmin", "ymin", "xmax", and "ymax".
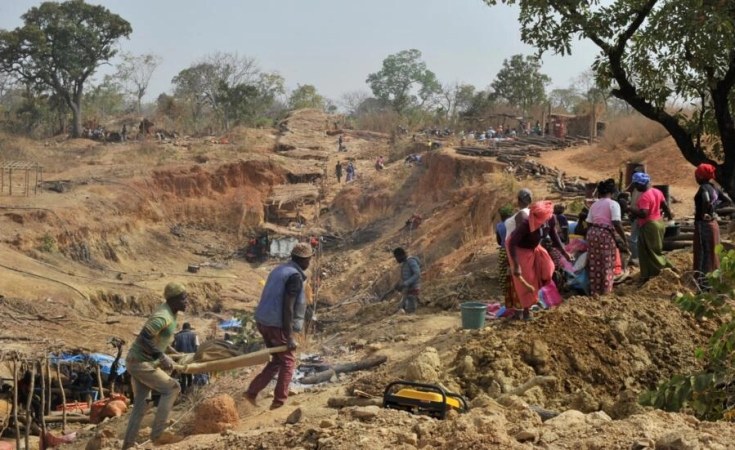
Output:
[{"xmin": 1, "ymin": 114, "xmax": 733, "ymax": 450}]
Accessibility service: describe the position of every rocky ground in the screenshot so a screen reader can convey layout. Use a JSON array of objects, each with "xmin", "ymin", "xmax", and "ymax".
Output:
[{"xmin": 1, "ymin": 110, "xmax": 733, "ymax": 449}]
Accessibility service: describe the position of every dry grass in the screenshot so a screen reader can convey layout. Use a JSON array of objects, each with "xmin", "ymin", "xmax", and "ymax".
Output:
[{"xmin": 599, "ymin": 114, "xmax": 669, "ymax": 152}]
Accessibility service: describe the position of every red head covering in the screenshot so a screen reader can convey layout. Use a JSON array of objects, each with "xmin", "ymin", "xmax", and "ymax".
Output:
[
  {"xmin": 695, "ymin": 163, "xmax": 716, "ymax": 181},
  {"xmin": 529, "ymin": 201, "xmax": 554, "ymax": 232}
]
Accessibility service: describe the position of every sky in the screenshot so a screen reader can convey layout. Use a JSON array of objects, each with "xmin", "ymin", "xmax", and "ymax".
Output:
[{"xmin": 0, "ymin": 0, "xmax": 600, "ymax": 103}]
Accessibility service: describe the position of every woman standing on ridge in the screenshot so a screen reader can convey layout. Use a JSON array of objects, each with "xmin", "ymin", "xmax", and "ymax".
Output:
[
  {"xmin": 586, "ymin": 179, "xmax": 629, "ymax": 295},
  {"xmin": 692, "ymin": 163, "xmax": 731, "ymax": 290},
  {"xmin": 629, "ymin": 172, "xmax": 674, "ymax": 283}
]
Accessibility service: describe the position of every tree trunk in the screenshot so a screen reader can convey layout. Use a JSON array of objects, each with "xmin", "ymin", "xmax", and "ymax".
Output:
[{"xmin": 70, "ymin": 101, "xmax": 82, "ymax": 138}]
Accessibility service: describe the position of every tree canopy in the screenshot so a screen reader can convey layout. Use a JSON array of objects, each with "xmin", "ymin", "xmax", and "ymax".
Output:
[
  {"xmin": 0, "ymin": 0, "xmax": 131, "ymax": 137},
  {"xmin": 491, "ymin": 54, "xmax": 550, "ymax": 116},
  {"xmin": 484, "ymin": 0, "xmax": 735, "ymax": 193},
  {"xmin": 172, "ymin": 53, "xmax": 284, "ymax": 130},
  {"xmin": 288, "ymin": 84, "xmax": 326, "ymax": 110},
  {"xmin": 366, "ymin": 49, "xmax": 441, "ymax": 113},
  {"xmin": 114, "ymin": 52, "xmax": 162, "ymax": 113}
]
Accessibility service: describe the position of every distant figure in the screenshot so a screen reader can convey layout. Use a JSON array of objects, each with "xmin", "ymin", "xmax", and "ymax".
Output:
[
  {"xmin": 335, "ymin": 161, "xmax": 343, "ymax": 183},
  {"xmin": 121, "ymin": 124, "xmax": 128, "ymax": 142},
  {"xmin": 392, "ymin": 247, "xmax": 421, "ymax": 314},
  {"xmin": 375, "ymin": 156, "xmax": 385, "ymax": 171},
  {"xmin": 346, "ymin": 161, "xmax": 355, "ymax": 182},
  {"xmin": 496, "ymin": 206, "xmax": 513, "ymax": 304},
  {"xmin": 173, "ymin": 322, "xmax": 199, "ymax": 393},
  {"xmin": 337, "ymin": 135, "xmax": 343, "ymax": 152},
  {"xmin": 554, "ymin": 204, "xmax": 570, "ymax": 244}
]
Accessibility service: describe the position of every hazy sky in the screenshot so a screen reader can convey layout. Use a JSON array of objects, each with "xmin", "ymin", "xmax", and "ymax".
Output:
[{"xmin": 0, "ymin": 0, "xmax": 599, "ymax": 102}]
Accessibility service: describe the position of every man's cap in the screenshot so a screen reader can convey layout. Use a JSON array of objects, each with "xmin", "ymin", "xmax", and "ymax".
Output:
[
  {"xmin": 164, "ymin": 282, "xmax": 187, "ymax": 300},
  {"xmin": 291, "ymin": 242, "xmax": 314, "ymax": 258}
]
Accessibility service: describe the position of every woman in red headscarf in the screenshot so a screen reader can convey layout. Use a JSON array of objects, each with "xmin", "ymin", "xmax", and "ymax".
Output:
[
  {"xmin": 693, "ymin": 164, "xmax": 731, "ymax": 290},
  {"xmin": 508, "ymin": 201, "xmax": 556, "ymax": 319}
]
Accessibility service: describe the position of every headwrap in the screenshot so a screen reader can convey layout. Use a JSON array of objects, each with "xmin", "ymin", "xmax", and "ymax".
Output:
[
  {"xmin": 695, "ymin": 163, "xmax": 716, "ymax": 181},
  {"xmin": 632, "ymin": 172, "xmax": 650, "ymax": 186},
  {"xmin": 529, "ymin": 200, "xmax": 554, "ymax": 232}
]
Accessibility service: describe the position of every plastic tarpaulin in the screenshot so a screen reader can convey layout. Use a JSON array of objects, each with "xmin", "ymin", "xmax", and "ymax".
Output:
[
  {"xmin": 218, "ymin": 319, "xmax": 242, "ymax": 330},
  {"xmin": 269, "ymin": 237, "xmax": 298, "ymax": 258},
  {"xmin": 49, "ymin": 353, "xmax": 126, "ymax": 376}
]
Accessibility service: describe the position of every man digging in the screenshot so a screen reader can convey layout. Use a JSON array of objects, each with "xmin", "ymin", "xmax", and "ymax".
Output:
[
  {"xmin": 244, "ymin": 242, "xmax": 311, "ymax": 409},
  {"xmin": 122, "ymin": 282, "xmax": 188, "ymax": 449}
]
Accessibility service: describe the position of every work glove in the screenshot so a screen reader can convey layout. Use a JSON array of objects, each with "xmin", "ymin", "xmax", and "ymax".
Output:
[
  {"xmin": 159, "ymin": 353, "xmax": 174, "ymax": 372},
  {"xmin": 287, "ymin": 337, "xmax": 298, "ymax": 351}
]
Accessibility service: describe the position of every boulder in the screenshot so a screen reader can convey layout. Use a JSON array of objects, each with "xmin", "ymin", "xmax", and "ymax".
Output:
[{"xmin": 190, "ymin": 394, "xmax": 239, "ymax": 434}]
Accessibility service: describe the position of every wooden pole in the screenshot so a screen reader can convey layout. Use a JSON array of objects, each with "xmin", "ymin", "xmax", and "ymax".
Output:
[
  {"xmin": 95, "ymin": 365, "xmax": 104, "ymax": 401},
  {"xmin": 57, "ymin": 364, "xmax": 66, "ymax": 433},
  {"xmin": 39, "ymin": 361, "xmax": 47, "ymax": 437},
  {"xmin": 24, "ymin": 362, "xmax": 35, "ymax": 450},
  {"xmin": 13, "ymin": 359, "xmax": 20, "ymax": 450},
  {"xmin": 46, "ymin": 358, "xmax": 52, "ymax": 415}
]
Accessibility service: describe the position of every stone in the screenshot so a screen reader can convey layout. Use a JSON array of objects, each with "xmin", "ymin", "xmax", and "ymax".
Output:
[
  {"xmin": 516, "ymin": 430, "xmax": 538, "ymax": 442},
  {"xmin": 523, "ymin": 340, "xmax": 550, "ymax": 374},
  {"xmin": 568, "ymin": 389, "xmax": 600, "ymax": 413},
  {"xmin": 319, "ymin": 419, "xmax": 335, "ymax": 428},
  {"xmin": 545, "ymin": 410, "xmax": 586, "ymax": 429},
  {"xmin": 631, "ymin": 438, "xmax": 655, "ymax": 449},
  {"xmin": 655, "ymin": 431, "xmax": 700, "ymax": 450},
  {"xmin": 190, "ymin": 394, "xmax": 239, "ymax": 434},
  {"xmin": 405, "ymin": 347, "xmax": 442, "ymax": 383},
  {"xmin": 286, "ymin": 407, "xmax": 303, "ymax": 424},
  {"xmin": 540, "ymin": 431, "xmax": 559, "ymax": 443},
  {"xmin": 351, "ymin": 405, "xmax": 381, "ymax": 421},
  {"xmin": 398, "ymin": 432, "xmax": 418, "ymax": 446}
]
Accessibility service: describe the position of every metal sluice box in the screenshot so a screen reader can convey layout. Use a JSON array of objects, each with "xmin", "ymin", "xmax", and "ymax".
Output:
[{"xmin": 383, "ymin": 380, "xmax": 468, "ymax": 419}]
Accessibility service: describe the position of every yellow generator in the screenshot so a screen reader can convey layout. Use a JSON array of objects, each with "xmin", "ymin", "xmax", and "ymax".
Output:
[{"xmin": 383, "ymin": 381, "xmax": 468, "ymax": 419}]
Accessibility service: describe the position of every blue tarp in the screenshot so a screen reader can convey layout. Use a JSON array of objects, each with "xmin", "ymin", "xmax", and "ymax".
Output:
[
  {"xmin": 49, "ymin": 352, "xmax": 126, "ymax": 376},
  {"xmin": 219, "ymin": 319, "xmax": 242, "ymax": 330}
]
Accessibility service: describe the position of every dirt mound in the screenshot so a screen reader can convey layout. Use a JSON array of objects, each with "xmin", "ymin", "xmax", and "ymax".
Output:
[
  {"xmin": 450, "ymin": 294, "xmax": 716, "ymax": 417},
  {"xmin": 188, "ymin": 394, "xmax": 239, "ymax": 434}
]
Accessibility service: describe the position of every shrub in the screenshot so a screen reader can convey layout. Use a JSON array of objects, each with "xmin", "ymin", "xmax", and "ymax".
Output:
[
  {"xmin": 640, "ymin": 245, "xmax": 735, "ymax": 420},
  {"xmin": 39, "ymin": 232, "xmax": 56, "ymax": 252}
]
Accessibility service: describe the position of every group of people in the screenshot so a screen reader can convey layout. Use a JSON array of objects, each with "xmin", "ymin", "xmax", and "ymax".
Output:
[
  {"xmin": 335, "ymin": 160, "xmax": 356, "ymax": 183},
  {"xmin": 495, "ymin": 163, "xmax": 731, "ymax": 321}
]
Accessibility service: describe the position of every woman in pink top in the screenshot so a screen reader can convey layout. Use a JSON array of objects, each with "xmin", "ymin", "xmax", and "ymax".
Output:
[
  {"xmin": 586, "ymin": 179, "xmax": 629, "ymax": 295},
  {"xmin": 629, "ymin": 172, "xmax": 674, "ymax": 282}
]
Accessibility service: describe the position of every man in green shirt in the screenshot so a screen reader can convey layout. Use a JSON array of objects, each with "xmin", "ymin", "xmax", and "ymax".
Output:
[{"xmin": 122, "ymin": 282, "xmax": 189, "ymax": 449}]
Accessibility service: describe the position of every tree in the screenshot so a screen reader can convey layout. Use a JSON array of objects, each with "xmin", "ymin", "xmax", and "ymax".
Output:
[
  {"xmin": 366, "ymin": 49, "xmax": 441, "ymax": 113},
  {"xmin": 114, "ymin": 52, "xmax": 162, "ymax": 113},
  {"xmin": 483, "ymin": 0, "xmax": 735, "ymax": 195},
  {"xmin": 288, "ymin": 84, "xmax": 325, "ymax": 110},
  {"xmin": 0, "ymin": 1, "xmax": 131, "ymax": 137},
  {"xmin": 172, "ymin": 53, "xmax": 283, "ymax": 130},
  {"xmin": 439, "ymin": 83, "xmax": 477, "ymax": 120},
  {"xmin": 339, "ymin": 90, "xmax": 372, "ymax": 115},
  {"xmin": 491, "ymin": 54, "xmax": 550, "ymax": 116},
  {"xmin": 548, "ymin": 88, "xmax": 583, "ymax": 113}
]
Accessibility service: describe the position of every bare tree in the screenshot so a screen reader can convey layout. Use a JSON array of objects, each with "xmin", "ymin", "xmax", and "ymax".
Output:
[
  {"xmin": 339, "ymin": 90, "xmax": 371, "ymax": 115},
  {"xmin": 114, "ymin": 52, "xmax": 162, "ymax": 113}
]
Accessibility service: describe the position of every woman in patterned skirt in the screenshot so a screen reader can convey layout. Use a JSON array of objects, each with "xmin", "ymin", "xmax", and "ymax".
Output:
[{"xmin": 586, "ymin": 179, "xmax": 629, "ymax": 296}]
